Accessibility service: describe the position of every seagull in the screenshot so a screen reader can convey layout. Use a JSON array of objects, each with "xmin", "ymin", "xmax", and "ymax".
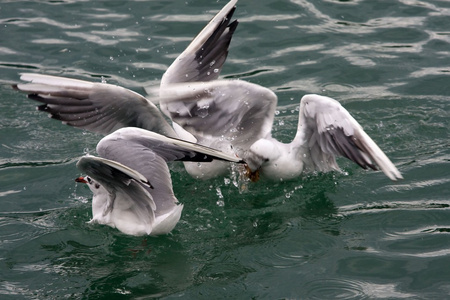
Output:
[
  {"xmin": 11, "ymin": 0, "xmax": 237, "ymax": 137},
  {"xmin": 151, "ymin": 0, "xmax": 402, "ymax": 181},
  {"xmin": 159, "ymin": 82, "xmax": 403, "ymax": 181},
  {"xmin": 153, "ymin": 0, "xmax": 400, "ymax": 181},
  {"xmin": 75, "ymin": 127, "xmax": 243, "ymax": 236},
  {"xmin": 12, "ymin": 0, "xmax": 239, "ymax": 177}
]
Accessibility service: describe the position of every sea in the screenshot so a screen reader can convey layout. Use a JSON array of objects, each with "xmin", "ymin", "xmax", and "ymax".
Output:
[{"xmin": 0, "ymin": 0, "xmax": 449, "ymax": 298}]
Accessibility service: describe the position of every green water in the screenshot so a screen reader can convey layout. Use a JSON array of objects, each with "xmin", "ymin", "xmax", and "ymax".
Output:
[{"xmin": 1, "ymin": 0, "xmax": 449, "ymax": 298}]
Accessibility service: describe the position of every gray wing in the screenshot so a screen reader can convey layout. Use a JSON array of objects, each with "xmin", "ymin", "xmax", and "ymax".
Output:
[
  {"xmin": 13, "ymin": 73, "xmax": 176, "ymax": 137},
  {"xmin": 160, "ymin": 0, "xmax": 238, "ymax": 87},
  {"xmin": 160, "ymin": 80, "xmax": 277, "ymax": 154},
  {"xmin": 76, "ymin": 155, "xmax": 156, "ymax": 228},
  {"xmin": 296, "ymin": 94, "xmax": 402, "ymax": 180},
  {"xmin": 99, "ymin": 127, "xmax": 244, "ymax": 163},
  {"xmin": 96, "ymin": 127, "xmax": 244, "ymax": 214}
]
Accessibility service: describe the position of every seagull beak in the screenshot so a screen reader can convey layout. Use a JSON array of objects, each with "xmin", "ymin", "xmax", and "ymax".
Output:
[
  {"xmin": 244, "ymin": 164, "xmax": 260, "ymax": 182},
  {"xmin": 75, "ymin": 176, "xmax": 88, "ymax": 184}
]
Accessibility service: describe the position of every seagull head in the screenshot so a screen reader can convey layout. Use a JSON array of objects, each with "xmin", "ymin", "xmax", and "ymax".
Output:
[{"xmin": 75, "ymin": 176, "xmax": 106, "ymax": 196}]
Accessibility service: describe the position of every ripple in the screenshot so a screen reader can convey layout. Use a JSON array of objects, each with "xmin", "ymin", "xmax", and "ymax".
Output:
[
  {"xmin": 0, "ymin": 281, "xmax": 35, "ymax": 298},
  {"xmin": 384, "ymin": 177, "xmax": 450, "ymax": 193},
  {"xmin": 338, "ymin": 200, "xmax": 450, "ymax": 216},
  {"xmin": 0, "ymin": 158, "xmax": 75, "ymax": 170},
  {"xmin": 0, "ymin": 210, "xmax": 60, "ymax": 247},
  {"xmin": 3, "ymin": 17, "xmax": 80, "ymax": 29},
  {"xmin": 0, "ymin": 62, "xmax": 39, "ymax": 70},
  {"xmin": 340, "ymin": 200, "xmax": 450, "ymax": 259},
  {"xmin": 321, "ymin": 82, "xmax": 356, "ymax": 93},
  {"xmin": 305, "ymin": 279, "xmax": 416, "ymax": 299},
  {"xmin": 196, "ymin": 262, "xmax": 254, "ymax": 282},
  {"xmin": 31, "ymin": 38, "xmax": 71, "ymax": 45},
  {"xmin": 379, "ymin": 223, "xmax": 450, "ymax": 258},
  {"xmin": 0, "ymin": 190, "xmax": 21, "ymax": 197},
  {"xmin": 410, "ymin": 67, "xmax": 450, "ymax": 78},
  {"xmin": 252, "ymin": 227, "xmax": 337, "ymax": 268},
  {"xmin": 305, "ymin": 278, "xmax": 367, "ymax": 299}
]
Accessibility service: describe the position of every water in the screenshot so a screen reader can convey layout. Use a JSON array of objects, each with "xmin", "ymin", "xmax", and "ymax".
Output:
[{"xmin": 0, "ymin": 0, "xmax": 449, "ymax": 298}]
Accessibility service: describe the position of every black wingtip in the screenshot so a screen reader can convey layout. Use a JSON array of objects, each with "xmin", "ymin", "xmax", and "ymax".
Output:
[
  {"xmin": 228, "ymin": 19, "xmax": 239, "ymax": 33},
  {"xmin": 37, "ymin": 104, "xmax": 49, "ymax": 112},
  {"xmin": 141, "ymin": 179, "xmax": 154, "ymax": 189},
  {"xmin": 27, "ymin": 93, "xmax": 42, "ymax": 101}
]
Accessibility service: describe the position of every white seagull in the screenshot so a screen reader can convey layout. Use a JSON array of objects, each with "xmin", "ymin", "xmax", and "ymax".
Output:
[
  {"xmin": 75, "ymin": 127, "xmax": 243, "ymax": 236},
  {"xmin": 12, "ymin": 0, "xmax": 239, "ymax": 175},
  {"xmin": 11, "ymin": 0, "xmax": 237, "ymax": 138},
  {"xmin": 160, "ymin": 82, "xmax": 403, "ymax": 181},
  {"xmin": 157, "ymin": 0, "xmax": 402, "ymax": 181}
]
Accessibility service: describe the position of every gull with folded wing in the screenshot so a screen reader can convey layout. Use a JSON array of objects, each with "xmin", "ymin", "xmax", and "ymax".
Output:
[{"xmin": 75, "ymin": 127, "xmax": 243, "ymax": 236}]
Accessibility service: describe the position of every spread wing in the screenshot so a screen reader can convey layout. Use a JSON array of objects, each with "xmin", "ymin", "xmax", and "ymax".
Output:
[
  {"xmin": 160, "ymin": 0, "xmax": 238, "ymax": 87},
  {"xmin": 13, "ymin": 73, "xmax": 176, "ymax": 137},
  {"xmin": 296, "ymin": 94, "xmax": 402, "ymax": 180},
  {"xmin": 160, "ymin": 80, "xmax": 277, "ymax": 154}
]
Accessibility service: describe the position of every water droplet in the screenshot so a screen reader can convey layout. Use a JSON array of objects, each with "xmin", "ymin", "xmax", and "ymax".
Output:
[{"xmin": 216, "ymin": 187, "xmax": 224, "ymax": 207}]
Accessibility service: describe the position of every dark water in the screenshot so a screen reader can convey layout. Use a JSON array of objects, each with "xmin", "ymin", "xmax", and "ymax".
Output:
[{"xmin": 1, "ymin": 0, "xmax": 449, "ymax": 298}]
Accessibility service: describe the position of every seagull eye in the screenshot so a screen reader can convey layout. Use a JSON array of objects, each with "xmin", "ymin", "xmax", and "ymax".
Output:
[{"xmin": 94, "ymin": 183, "xmax": 100, "ymax": 189}]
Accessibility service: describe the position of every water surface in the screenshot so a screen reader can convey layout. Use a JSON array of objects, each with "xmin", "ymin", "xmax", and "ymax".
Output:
[{"xmin": 1, "ymin": 0, "xmax": 449, "ymax": 298}]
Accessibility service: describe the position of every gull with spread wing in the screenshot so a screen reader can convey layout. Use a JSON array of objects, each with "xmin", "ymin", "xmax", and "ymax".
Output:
[
  {"xmin": 12, "ymin": 0, "xmax": 238, "ymax": 139},
  {"xmin": 159, "ymin": 81, "xmax": 402, "ymax": 181},
  {"xmin": 75, "ymin": 127, "xmax": 243, "ymax": 236},
  {"xmin": 157, "ymin": 0, "xmax": 402, "ymax": 181}
]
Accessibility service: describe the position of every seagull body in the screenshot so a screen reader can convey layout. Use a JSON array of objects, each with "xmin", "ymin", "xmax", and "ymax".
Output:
[
  {"xmin": 75, "ymin": 127, "xmax": 243, "ymax": 236},
  {"xmin": 76, "ymin": 158, "xmax": 182, "ymax": 236},
  {"xmin": 247, "ymin": 138, "xmax": 305, "ymax": 180}
]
